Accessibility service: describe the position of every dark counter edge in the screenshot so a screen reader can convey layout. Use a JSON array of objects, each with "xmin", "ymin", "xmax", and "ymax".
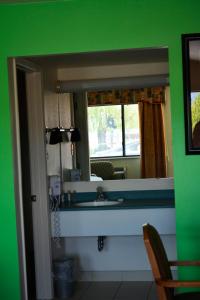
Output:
[{"xmin": 57, "ymin": 189, "xmax": 175, "ymax": 211}]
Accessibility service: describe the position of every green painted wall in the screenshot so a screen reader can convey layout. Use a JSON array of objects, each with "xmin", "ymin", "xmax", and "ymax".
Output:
[{"xmin": 0, "ymin": 0, "xmax": 200, "ymax": 298}]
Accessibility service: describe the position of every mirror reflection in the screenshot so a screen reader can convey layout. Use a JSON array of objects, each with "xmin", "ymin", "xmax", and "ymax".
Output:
[
  {"xmin": 28, "ymin": 47, "xmax": 173, "ymax": 181},
  {"xmin": 183, "ymin": 36, "xmax": 200, "ymax": 152},
  {"xmin": 189, "ymin": 40, "xmax": 200, "ymax": 149}
]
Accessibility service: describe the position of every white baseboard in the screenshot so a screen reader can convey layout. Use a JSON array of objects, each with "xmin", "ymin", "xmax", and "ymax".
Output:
[{"xmin": 77, "ymin": 270, "xmax": 177, "ymax": 282}]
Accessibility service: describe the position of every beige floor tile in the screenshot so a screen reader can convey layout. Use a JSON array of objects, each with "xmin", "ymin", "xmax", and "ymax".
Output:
[
  {"xmin": 115, "ymin": 281, "xmax": 151, "ymax": 300},
  {"xmin": 54, "ymin": 281, "xmax": 91, "ymax": 300},
  {"xmin": 70, "ymin": 282, "xmax": 91, "ymax": 300},
  {"xmin": 147, "ymin": 282, "xmax": 158, "ymax": 300},
  {"xmin": 54, "ymin": 281, "xmax": 154, "ymax": 300},
  {"xmin": 80, "ymin": 281, "xmax": 120, "ymax": 300}
]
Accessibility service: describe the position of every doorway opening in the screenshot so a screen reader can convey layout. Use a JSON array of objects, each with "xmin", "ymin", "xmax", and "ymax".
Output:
[{"xmin": 8, "ymin": 47, "xmax": 173, "ymax": 300}]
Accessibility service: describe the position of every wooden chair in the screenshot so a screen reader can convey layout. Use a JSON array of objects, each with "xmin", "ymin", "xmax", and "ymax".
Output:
[{"xmin": 143, "ymin": 223, "xmax": 200, "ymax": 300}]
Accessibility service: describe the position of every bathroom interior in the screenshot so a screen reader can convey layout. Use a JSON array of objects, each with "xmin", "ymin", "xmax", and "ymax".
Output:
[{"xmin": 13, "ymin": 46, "xmax": 175, "ymax": 300}]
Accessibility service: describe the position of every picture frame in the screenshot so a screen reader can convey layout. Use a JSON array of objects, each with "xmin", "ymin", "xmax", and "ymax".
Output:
[{"xmin": 182, "ymin": 33, "xmax": 200, "ymax": 154}]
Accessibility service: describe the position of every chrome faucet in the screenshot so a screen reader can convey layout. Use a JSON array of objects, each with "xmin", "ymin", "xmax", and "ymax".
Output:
[{"xmin": 96, "ymin": 186, "xmax": 105, "ymax": 201}]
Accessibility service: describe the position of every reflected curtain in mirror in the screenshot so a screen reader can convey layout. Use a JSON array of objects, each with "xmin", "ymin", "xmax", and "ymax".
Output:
[
  {"xmin": 87, "ymin": 89, "xmax": 135, "ymax": 106},
  {"xmin": 136, "ymin": 87, "xmax": 167, "ymax": 178}
]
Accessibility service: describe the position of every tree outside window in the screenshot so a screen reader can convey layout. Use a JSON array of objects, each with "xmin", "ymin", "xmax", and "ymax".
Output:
[{"xmin": 88, "ymin": 104, "xmax": 140, "ymax": 157}]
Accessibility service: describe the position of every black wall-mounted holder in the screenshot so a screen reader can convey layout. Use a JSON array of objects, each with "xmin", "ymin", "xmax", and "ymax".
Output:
[
  {"xmin": 45, "ymin": 127, "xmax": 80, "ymax": 144},
  {"xmin": 97, "ymin": 236, "xmax": 106, "ymax": 251}
]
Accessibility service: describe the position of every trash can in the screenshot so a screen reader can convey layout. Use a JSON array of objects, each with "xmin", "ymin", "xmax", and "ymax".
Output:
[{"xmin": 53, "ymin": 258, "xmax": 75, "ymax": 299}]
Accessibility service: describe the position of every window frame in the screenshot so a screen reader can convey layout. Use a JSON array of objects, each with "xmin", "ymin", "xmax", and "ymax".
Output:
[{"xmin": 88, "ymin": 103, "xmax": 140, "ymax": 159}]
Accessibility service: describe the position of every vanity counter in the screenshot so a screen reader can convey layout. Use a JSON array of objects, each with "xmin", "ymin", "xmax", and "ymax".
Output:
[
  {"xmin": 59, "ymin": 197, "xmax": 174, "ymax": 211},
  {"xmin": 51, "ymin": 198, "xmax": 175, "ymax": 237}
]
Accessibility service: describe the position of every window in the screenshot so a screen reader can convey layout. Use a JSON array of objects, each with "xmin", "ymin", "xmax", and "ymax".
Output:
[{"xmin": 88, "ymin": 104, "xmax": 140, "ymax": 158}]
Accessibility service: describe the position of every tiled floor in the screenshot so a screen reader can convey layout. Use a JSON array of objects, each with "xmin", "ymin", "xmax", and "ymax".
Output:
[{"xmin": 55, "ymin": 281, "xmax": 158, "ymax": 300}]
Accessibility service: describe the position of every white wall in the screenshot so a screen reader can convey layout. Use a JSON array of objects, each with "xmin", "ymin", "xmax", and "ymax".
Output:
[
  {"xmin": 44, "ymin": 88, "xmax": 74, "ymax": 176},
  {"xmin": 57, "ymin": 62, "xmax": 168, "ymax": 81},
  {"xmin": 59, "ymin": 235, "xmax": 176, "ymax": 281},
  {"xmin": 43, "ymin": 67, "xmax": 60, "ymax": 176}
]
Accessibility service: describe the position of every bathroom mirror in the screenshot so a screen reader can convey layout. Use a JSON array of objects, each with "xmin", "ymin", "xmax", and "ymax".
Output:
[
  {"xmin": 27, "ymin": 47, "xmax": 173, "ymax": 181},
  {"xmin": 182, "ymin": 33, "xmax": 200, "ymax": 154}
]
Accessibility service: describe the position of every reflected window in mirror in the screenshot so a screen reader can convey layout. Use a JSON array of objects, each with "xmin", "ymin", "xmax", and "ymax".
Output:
[{"xmin": 87, "ymin": 104, "xmax": 140, "ymax": 158}]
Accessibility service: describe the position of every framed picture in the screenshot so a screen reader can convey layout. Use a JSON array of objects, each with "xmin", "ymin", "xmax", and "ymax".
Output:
[{"xmin": 182, "ymin": 33, "xmax": 200, "ymax": 154}]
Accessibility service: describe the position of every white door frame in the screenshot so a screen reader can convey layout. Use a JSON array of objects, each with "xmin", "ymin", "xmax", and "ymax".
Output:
[{"xmin": 8, "ymin": 58, "xmax": 53, "ymax": 300}]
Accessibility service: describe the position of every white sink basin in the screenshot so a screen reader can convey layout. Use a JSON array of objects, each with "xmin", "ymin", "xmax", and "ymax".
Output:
[{"xmin": 75, "ymin": 200, "xmax": 120, "ymax": 207}]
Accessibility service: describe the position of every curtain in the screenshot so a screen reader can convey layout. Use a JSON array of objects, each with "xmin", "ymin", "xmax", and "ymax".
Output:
[
  {"xmin": 87, "ymin": 89, "xmax": 135, "ymax": 106},
  {"xmin": 135, "ymin": 87, "xmax": 167, "ymax": 178}
]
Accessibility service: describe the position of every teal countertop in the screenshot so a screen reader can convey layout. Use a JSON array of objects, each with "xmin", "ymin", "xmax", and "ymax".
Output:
[{"xmin": 59, "ymin": 198, "xmax": 175, "ymax": 211}]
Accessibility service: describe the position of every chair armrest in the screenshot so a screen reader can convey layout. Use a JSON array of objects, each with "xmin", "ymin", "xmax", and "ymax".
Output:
[
  {"xmin": 113, "ymin": 167, "xmax": 126, "ymax": 179},
  {"xmin": 156, "ymin": 279, "xmax": 200, "ymax": 288},
  {"xmin": 169, "ymin": 260, "xmax": 200, "ymax": 266}
]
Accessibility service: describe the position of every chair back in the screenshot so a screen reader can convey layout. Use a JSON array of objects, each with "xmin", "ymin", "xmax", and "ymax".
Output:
[
  {"xmin": 91, "ymin": 161, "xmax": 114, "ymax": 180},
  {"xmin": 143, "ymin": 223, "xmax": 174, "ymax": 300}
]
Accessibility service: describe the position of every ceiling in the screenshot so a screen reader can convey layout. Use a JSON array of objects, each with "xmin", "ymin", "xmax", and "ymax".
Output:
[{"xmin": 27, "ymin": 47, "xmax": 168, "ymax": 69}]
